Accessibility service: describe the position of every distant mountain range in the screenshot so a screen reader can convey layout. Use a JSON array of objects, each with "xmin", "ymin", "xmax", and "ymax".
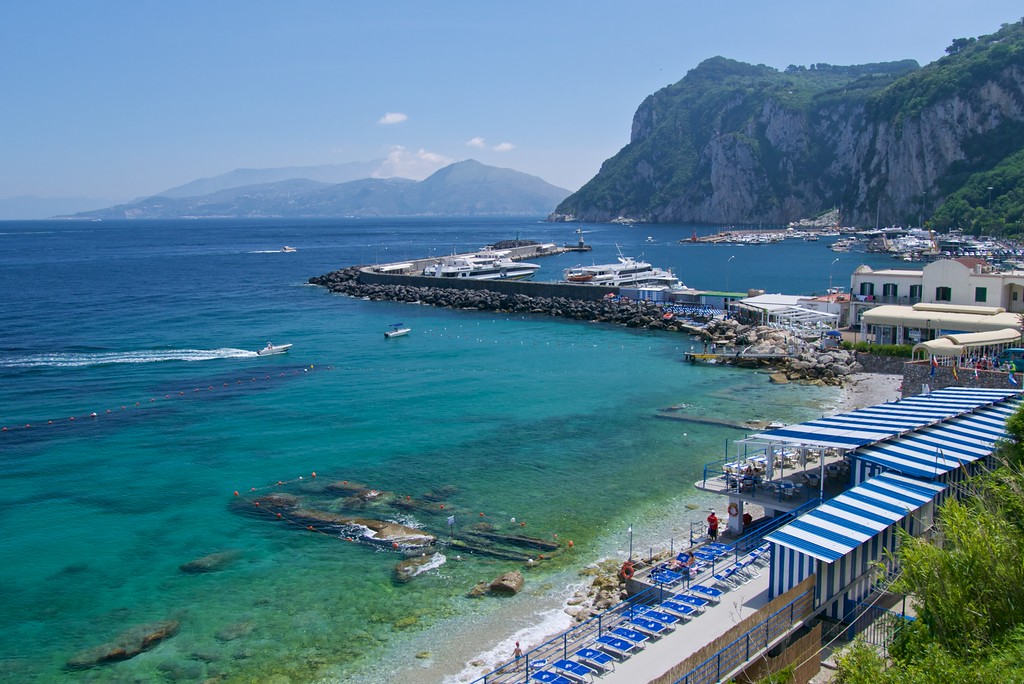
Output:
[{"xmin": 65, "ymin": 160, "xmax": 570, "ymax": 219}]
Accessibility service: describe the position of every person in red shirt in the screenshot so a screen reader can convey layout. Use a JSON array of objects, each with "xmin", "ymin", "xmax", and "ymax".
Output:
[{"xmin": 707, "ymin": 510, "xmax": 719, "ymax": 540}]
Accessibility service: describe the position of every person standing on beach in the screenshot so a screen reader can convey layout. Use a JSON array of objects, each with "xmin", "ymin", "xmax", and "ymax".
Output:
[
  {"xmin": 707, "ymin": 510, "xmax": 719, "ymax": 541},
  {"xmin": 513, "ymin": 641, "xmax": 523, "ymax": 670}
]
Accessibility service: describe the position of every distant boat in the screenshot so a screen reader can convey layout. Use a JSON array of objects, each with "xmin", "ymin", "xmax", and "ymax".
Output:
[
  {"xmin": 256, "ymin": 341, "xmax": 292, "ymax": 355},
  {"xmin": 281, "ymin": 246, "xmax": 297, "ymax": 252},
  {"xmin": 384, "ymin": 323, "xmax": 411, "ymax": 339},
  {"xmin": 422, "ymin": 250, "xmax": 540, "ymax": 280}
]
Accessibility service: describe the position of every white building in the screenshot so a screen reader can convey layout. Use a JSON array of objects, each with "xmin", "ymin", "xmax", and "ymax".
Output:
[{"xmin": 849, "ymin": 258, "xmax": 1024, "ymax": 343}]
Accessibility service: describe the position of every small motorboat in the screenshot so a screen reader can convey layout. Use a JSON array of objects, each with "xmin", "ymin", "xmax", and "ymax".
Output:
[
  {"xmin": 384, "ymin": 323, "xmax": 411, "ymax": 339},
  {"xmin": 281, "ymin": 246, "xmax": 297, "ymax": 252},
  {"xmin": 256, "ymin": 341, "xmax": 292, "ymax": 355}
]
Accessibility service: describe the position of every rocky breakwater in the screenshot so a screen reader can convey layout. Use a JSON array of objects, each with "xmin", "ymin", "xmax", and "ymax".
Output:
[
  {"xmin": 704, "ymin": 318, "xmax": 862, "ymax": 386},
  {"xmin": 309, "ymin": 267, "xmax": 691, "ymax": 331}
]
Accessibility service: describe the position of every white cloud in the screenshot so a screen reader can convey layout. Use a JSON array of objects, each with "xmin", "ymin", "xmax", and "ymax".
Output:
[
  {"xmin": 466, "ymin": 136, "xmax": 486, "ymax": 148},
  {"xmin": 377, "ymin": 112, "xmax": 408, "ymax": 125},
  {"xmin": 375, "ymin": 146, "xmax": 453, "ymax": 180},
  {"xmin": 492, "ymin": 142, "xmax": 515, "ymax": 152}
]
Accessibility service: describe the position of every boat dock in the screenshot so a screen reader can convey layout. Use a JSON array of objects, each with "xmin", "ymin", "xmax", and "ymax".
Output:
[
  {"xmin": 367, "ymin": 242, "xmax": 576, "ymax": 276},
  {"xmin": 683, "ymin": 352, "xmax": 792, "ymax": 365}
]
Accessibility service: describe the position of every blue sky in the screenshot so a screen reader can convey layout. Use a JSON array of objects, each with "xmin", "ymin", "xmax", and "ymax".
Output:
[{"xmin": 2, "ymin": 1, "xmax": 1021, "ymax": 202}]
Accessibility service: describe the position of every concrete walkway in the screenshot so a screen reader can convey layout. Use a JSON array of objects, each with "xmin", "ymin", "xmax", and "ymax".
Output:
[{"xmin": 597, "ymin": 571, "xmax": 772, "ymax": 683}]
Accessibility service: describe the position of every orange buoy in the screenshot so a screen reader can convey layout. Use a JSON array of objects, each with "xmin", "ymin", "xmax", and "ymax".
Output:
[
  {"xmin": 254, "ymin": 501, "xmax": 260, "ymax": 507},
  {"xmin": 307, "ymin": 526, "xmax": 315, "ymax": 531},
  {"xmin": 621, "ymin": 561, "xmax": 635, "ymax": 580},
  {"xmin": 311, "ymin": 472, "xmax": 317, "ymax": 478},
  {"xmin": 405, "ymin": 495, "xmax": 411, "ymax": 500},
  {"xmin": 233, "ymin": 491, "xmax": 239, "ymax": 496},
  {"xmin": 568, "ymin": 540, "xmax": 574, "ymax": 548},
  {"xmin": 440, "ymin": 504, "xmax": 445, "ymax": 509},
  {"xmin": 479, "ymin": 512, "xmax": 485, "ymax": 517},
  {"xmin": 276, "ymin": 513, "xmax": 282, "ymax": 518},
  {"xmin": 520, "ymin": 522, "xmax": 526, "ymax": 526}
]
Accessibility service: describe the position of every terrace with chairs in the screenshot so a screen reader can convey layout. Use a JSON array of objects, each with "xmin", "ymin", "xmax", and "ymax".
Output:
[
  {"xmin": 471, "ymin": 537, "xmax": 784, "ymax": 684},
  {"xmin": 695, "ymin": 445, "xmax": 851, "ymax": 513}
]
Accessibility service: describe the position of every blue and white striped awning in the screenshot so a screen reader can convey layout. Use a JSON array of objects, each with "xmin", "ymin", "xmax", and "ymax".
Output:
[
  {"xmin": 741, "ymin": 387, "xmax": 1020, "ymax": 450},
  {"xmin": 855, "ymin": 396, "xmax": 1021, "ymax": 478},
  {"xmin": 765, "ymin": 472, "xmax": 944, "ymax": 563}
]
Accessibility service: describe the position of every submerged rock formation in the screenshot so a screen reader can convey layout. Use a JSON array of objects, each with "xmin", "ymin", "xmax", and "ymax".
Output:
[{"xmin": 66, "ymin": 620, "xmax": 180, "ymax": 669}]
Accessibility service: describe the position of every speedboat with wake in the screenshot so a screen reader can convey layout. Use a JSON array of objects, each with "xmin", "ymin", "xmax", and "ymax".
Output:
[{"xmin": 256, "ymin": 341, "xmax": 292, "ymax": 355}]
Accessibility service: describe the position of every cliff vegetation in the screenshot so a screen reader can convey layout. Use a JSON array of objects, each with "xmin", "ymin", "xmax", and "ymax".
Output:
[{"xmin": 555, "ymin": 20, "xmax": 1024, "ymax": 232}]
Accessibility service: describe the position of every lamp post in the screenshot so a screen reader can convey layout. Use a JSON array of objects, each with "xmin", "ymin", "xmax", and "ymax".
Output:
[
  {"xmin": 726, "ymin": 255, "xmax": 735, "ymax": 294},
  {"xmin": 829, "ymin": 257, "xmax": 840, "ymax": 294}
]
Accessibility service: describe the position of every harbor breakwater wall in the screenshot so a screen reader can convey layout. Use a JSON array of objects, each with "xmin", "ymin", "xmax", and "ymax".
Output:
[{"xmin": 308, "ymin": 267, "xmax": 697, "ymax": 330}]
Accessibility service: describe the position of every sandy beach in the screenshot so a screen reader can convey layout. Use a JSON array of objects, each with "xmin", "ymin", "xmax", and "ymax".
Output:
[{"xmin": 836, "ymin": 371, "xmax": 903, "ymax": 412}]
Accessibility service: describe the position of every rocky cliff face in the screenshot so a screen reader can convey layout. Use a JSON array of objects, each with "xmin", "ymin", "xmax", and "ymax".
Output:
[{"xmin": 556, "ymin": 22, "xmax": 1024, "ymax": 227}]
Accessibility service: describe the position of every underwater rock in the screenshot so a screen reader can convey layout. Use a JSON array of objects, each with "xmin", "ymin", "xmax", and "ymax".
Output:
[
  {"xmin": 180, "ymin": 550, "xmax": 242, "ymax": 574},
  {"xmin": 488, "ymin": 571, "xmax": 525, "ymax": 596},
  {"xmin": 66, "ymin": 620, "xmax": 180, "ymax": 669},
  {"xmin": 395, "ymin": 552, "xmax": 445, "ymax": 582},
  {"xmin": 215, "ymin": 621, "xmax": 256, "ymax": 642}
]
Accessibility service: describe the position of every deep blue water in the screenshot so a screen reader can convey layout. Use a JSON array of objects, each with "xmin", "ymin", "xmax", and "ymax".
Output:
[{"xmin": 0, "ymin": 218, "xmax": 900, "ymax": 683}]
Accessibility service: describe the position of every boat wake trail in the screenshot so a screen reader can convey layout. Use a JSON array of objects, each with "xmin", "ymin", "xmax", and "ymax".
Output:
[{"xmin": 0, "ymin": 348, "xmax": 259, "ymax": 369}]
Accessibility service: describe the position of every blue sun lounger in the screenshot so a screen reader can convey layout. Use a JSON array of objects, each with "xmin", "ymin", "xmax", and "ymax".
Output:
[
  {"xmin": 673, "ymin": 594, "xmax": 710, "ymax": 611},
  {"xmin": 630, "ymin": 616, "xmax": 669, "ymax": 637},
  {"xmin": 530, "ymin": 671, "xmax": 573, "ymax": 684},
  {"xmin": 689, "ymin": 584, "xmax": 724, "ymax": 602},
  {"xmin": 641, "ymin": 608, "xmax": 680, "ymax": 626},
  {"xmin": 574, "ymin": 647, "xmax": 615, "ymax": 672},
  {"xmin": 552, "ymin": 659, "xmax": 595, "ymax": 683},
  {"xmin": 612, "ymin": 626, "xmax": 649, "ymax": 645},
  {"xmin": 595, "ymin": 635, "xmax": 636, "ymax": 660},
  {"xmin": 650, "ymin": 568, "xmax": 684, "ymax": 586},
  {"xmin": 693, "ymin": 550, "xmax": 717, "ymax": 563},
  {"xmin": 659, "ymin": 599, "xmax": 697, "ymax": 619}
]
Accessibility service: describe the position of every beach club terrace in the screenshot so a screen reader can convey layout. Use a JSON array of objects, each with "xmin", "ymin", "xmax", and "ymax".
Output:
[
  {"xmin": 695, "ymin": 386, "xmax": 1020, "ymax": 616},
  {"xmin": 470, "ymin": 388, "xmax": 1020, "ymax": 684}
]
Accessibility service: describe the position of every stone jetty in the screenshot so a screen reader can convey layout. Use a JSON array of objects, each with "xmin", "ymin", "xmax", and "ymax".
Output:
[
  {"xmin": 701, "ymin": 318, "xmax": 862, "ymax": 385},
  {"xmin": 309, "ymin": 267, "xmax": 701, "ymax": 332}
]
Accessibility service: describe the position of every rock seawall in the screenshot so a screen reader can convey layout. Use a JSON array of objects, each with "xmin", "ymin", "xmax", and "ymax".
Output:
[{"xmin": 309, "ymin": 267, "xmax": 698, "ymax": 332}]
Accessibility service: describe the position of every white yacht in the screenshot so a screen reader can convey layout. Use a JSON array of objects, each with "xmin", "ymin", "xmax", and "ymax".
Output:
[
  {"xmin": 563, "ymin": 252, "xmax": 682, "ymax": 288},
  {"xmin": 422, "ymin": 250, "xmax": 540, "ymax": 281}
]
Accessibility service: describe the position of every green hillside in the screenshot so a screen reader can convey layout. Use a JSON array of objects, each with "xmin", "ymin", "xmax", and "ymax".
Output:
[{"xmin": 556, "ymin": 20, "xmax": 1024, "ymax": 232}]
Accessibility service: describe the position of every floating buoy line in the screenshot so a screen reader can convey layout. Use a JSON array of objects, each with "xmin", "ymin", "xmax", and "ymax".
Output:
[{"xmin": 1, "ymin": 364, "xmax": 327, "ymax": 434}]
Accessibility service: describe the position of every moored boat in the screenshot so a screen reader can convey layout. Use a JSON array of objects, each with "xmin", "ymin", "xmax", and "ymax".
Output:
[
  {"xmin": 422, "ymin": 250, "xmax": 540, "ymax": 280},
  {"xmin": 384, "ymin": 323, "xmax": 411, "ymax": 338},
  {"xmin": 562, "ymin": 250, "xmax": 682, "ymax": 289}
]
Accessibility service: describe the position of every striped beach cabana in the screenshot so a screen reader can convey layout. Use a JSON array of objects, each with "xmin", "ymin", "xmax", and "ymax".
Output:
[
  {"xmin": 853, "ymin": 394, "xmax": 1021, "ymax": 494},
  {"xmin": 736, "ymin": 387, "xmax": 1018, "ymax": 482},
  {"xmin": 765, "ymin": 472, "xmax": 944, "ymax": 620}
]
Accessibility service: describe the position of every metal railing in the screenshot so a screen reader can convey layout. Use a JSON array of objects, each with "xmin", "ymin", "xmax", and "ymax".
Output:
[{"xmin": 671, "ymin": 587, "xmax": 815, "ymax": 684}]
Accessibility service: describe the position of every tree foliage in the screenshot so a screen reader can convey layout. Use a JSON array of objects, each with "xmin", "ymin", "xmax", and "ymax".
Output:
[{"xmin": 834, "ymin": 403, "xmax": 1024, "ymax": 682}]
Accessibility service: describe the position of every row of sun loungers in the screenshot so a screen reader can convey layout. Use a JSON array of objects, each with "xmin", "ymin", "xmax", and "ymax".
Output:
[{"xmin": 525, "ymin": 543, "xmax": 772, "ymax": 683}]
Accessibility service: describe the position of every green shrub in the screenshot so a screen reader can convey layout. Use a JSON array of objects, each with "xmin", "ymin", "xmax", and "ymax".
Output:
[{"xmin": 840, "ymin": 341, "xmax": 914, "ymax": 357}]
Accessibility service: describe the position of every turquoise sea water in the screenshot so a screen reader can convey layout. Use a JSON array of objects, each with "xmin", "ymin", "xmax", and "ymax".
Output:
[{"xmin": 0, "ymin": 218, "xmax": 900, "ymax": 683}]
